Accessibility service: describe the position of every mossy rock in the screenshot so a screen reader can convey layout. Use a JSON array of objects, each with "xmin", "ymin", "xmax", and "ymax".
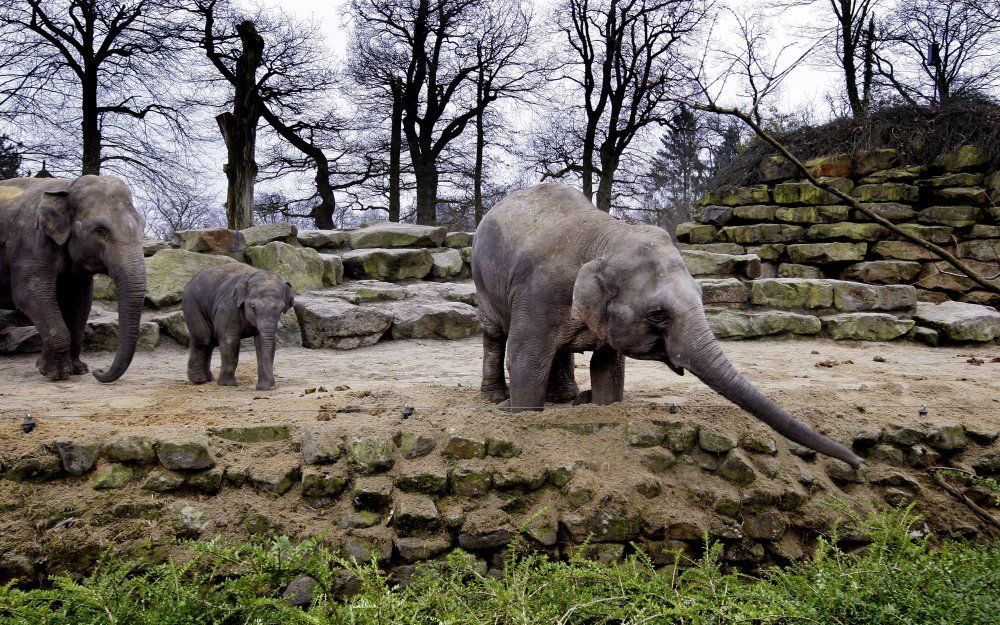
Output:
[
  {"xmin": 786, "ymin": 242, "xmax": 866, "ymax": 263},
  {"xmin": 340, "ymin": 248, "xmax": 434, "ymax": 282},
  {"xmin": 841, "ymin": 261, "xmax": 922, "ymax": 284},
  {"xmin": 749, "ymin": 278, "xmax": 833, "ymax": 309},
  {"xmin": 349, "ymin": 223, "xmax": 446, "ymax": 248},
  {"xmin": 706, "ymin": 309, "xmax": 821, "ymax": 338},
  {"xmin": 933, "ymin": 145, "xmax": 987, "ymax": 172},
  {"xmin": 821, "ymin": 313, "xmax": 915, "ymax": 341},
  {"xmin": 245, "ymin": 242, "xmax": 325, "ymax": 292},
  {"xmin": 851, "ymin": 183, "xmax": 918, "ymax": 203},
  {"xmin": 918, "ymin": 205, "xmax": 980, "ymax": 228},
  {"xmin": 774, "ymin": 205, "xmax": 849, "ymax": 224},
  {"xmin": 144, "ymin": 249, "xmax": 238, "ymax": 308}
]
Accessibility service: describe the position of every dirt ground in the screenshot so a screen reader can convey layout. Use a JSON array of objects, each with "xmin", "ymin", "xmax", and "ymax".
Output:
[{"xmin": 1, "ymin": 337, "xmax": 998, "ymax": 579}]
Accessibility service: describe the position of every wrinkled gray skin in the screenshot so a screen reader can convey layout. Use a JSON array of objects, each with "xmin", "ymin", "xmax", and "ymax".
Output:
[
  {"xmin": 182, "ymin": 264, "xmax": 294, "ymax": 391},
  {"xmin": 473, "ymin": 183, "xmax": 862, "ymax": 468},
  {"xmin": 0, "ymin": 176, "xmax": 147, "ymax": 382}
]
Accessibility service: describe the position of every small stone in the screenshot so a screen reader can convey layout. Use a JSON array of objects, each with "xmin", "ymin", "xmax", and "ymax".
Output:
[
  {"xmin": 882, "ymin": 488, "xmax": 914, "ymax": 507},
  {"xmin": 661, "ymin": 422, "xmax": 698, "ymax": 452},
  {"xmin": 141, "ymin": 468, "xmax": 186, "ymax": 492},
  {"xmin": 851, "ymin": 427, "xmax": 882, "ymax": 448},
  {"xmin": 492, "ymin": 465, "xmax": 548, "ymax": 491},
  {"xmin": 394, "ymin": 534, "xmax": 451, "ymax": 562},
  {"xmin": 906, "ymin": 444, "xmax": 941, "ymax": 468},
  {"xmin": 699, "ymin": 428, "xmax": 737, "ymax": 453},
  {"xmin": 282, "ymin": 575, "xmax": 317, "ymax": 607},
  {"xmin": 393, "ymin": 494, "xmax": 440, "ymax": 535},
  {"xmin": 719, "ymin": 450, "xmax": 756, "ymax": 484},
  {"xmin": 342, "ymin": 532, "xmax": 393, "ymax": 564},
  {"xmin": 442, "ymin": 434, "xmax": 486, "ymax": 460},
  {"xmin": 634, "ymin": 476, "xmax": 662, "ymax": 498},
  {"xmin": 626, "ymin": 420, "xmax": 664, "ymax": 447},
  {"xmin": 547, "ymin": 463, "xmax": 577, "ymax": 487},
  {"xmin": 565, "ymin": 543, "xmax": 625, "ymax": 564},
  {"xmin": 740, "ymin": 433, "xmax": 777, "ymax": 455},
  {"xmin": 188, "ymin": 468, "xmax": 224, "ymax": 495},
  {"xmin": 340, "ymin": 510, "xmax": 382, "ymax": 528},
  {"xmin": 965, "ymin": 426, "xmax": 998, "ymax": 446},
  {"xmin": 725, "ymin": 540, "xmax": 765, "ymax": 563},
  {"xmin": 301, "ymin": 433, "xmax": 342, "ymax": 465},
  {"xmin": 54, "ymin": 441, "xmax": 100, "ymax": 476},
  {"xmin": 395, "ymin": 431, "xmax": 437, "ymax": 459},
  {"xmin": 352, "ymin": 476, "xmax": 394, "ymax": 511},
  {"xmin": 640, "ymin": 449, "xmax": 677, "ymax": 473},
  {"xmin": 450, "ymin": 466, "xmax": 491, "ymax": 497},
  {"xmin": 743, "ymin": 511, "xmax": 787, "ymax": 541},
  {"xmin": 926, "ymin": 425, "xmax": 967, "ymax": 452},
  {"xmin": 712, "ymin": 492, "xmax": 741, "ymax": 517},
  {"xmin": 250, "ymin": 464, "xmax": 301, "ymax": 495},
  {"xmin": 101, "ymin": 436, "xmax": 155, "ymax": 464},
  {"xmin": 770, "ymin": 532, "xmax": 806, "ymax": 561},
  {"xmin": 485, "ymin": 437, "xmax": 522, "ymax": 458},
  {"xmin": 565, "ymin": 482, "xmax": 595, "ymax": 508},
  {"xmin": 971, "ymin": 452, "xmax": 1000, "ymax": 475},
  {"xmin": 92, "ymin": 464, "xmax": 134, "ymax": 490},
  {"xmin": 523, "ymin": 507, "xmax": 560, "ymax": 546},
  {"xmin": 301, "ymin": 467, "xmax": 349, "ymax": 499},
  {"xmin": 168, "ymin": 502, "xmax": 209, "ymax": 537},
  {"xmin": 458, "ymin": 508, "xmax": 514, "ymax": 550},
  {"xmin": 883, "ymin": 425, "xmax": 924, "ymax": 446},
  {"xmin": 868, "ymin": 444, "xmax": 905, "ymax": 465},
  {"xmin": 156, "ymin": 441, "xmax": 215, "ymax": 471},
  {"xmin": 824, "ymin": 460, "xmax": 864, "ymax": 483},
  {"xmin": 207, "ymin": 425, "xmax": 292, "ymax": 444},
  {"xmin": 395, "ymin": 468, "xmax": 448, "ymax": 494},
  {"xmin": 347, "ymin": 436, "xmax": 395, "ymax": 474},
  {"xmin": 7, "ymin": 454, "xmax": 61, "ymax": 483},
  {"xmin": 788, "ymin": 443, "xmax": 816, "ymax": 460}
]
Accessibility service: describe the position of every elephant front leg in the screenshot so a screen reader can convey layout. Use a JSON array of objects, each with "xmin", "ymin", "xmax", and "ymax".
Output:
[
  {"xmin": 480, "ymin": 320, "xmax": 509, "ymax": 403},
  {"xmin": 217, "ymin": 336, "xmax": 241, "ymax": 386},
  {"xmin": 15, "ymin": 274, "xmax": 73, "ymax": 381},
  {"xmin": 59, "ymin": 274, "xmax": 94, "ymax": 375},
  {"xmin": 504, "ymin": 333, "xmax": 556, "ymax": 412},
  {"xmin": 584, "ymin": 345, "xmax": 625, "ymax": 405},
  {"xmin": 545, "ymin": 352, "xmax": 579, "ymax": 403}
]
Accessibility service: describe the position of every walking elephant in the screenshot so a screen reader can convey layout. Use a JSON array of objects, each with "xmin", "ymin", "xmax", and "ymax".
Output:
[
  {"xmin": 472, "ymin": 183, "xmax": 862, "ymax": 468},
  {"xmin": 0, "ymin": 175, "xmax": 147, "ymax": 382}
]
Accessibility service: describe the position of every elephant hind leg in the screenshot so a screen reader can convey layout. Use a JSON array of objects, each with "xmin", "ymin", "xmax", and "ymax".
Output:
[
  {"xmin": 182, "ymin": 304, "xmax": 214, "ymax": 384},
  {"xmin": 480, "ymin": 316, "xmax": 509, "ymax": 403},
  {"xmin": 545, "ymin": 352, "xmax": 579, "ymax": 403}
]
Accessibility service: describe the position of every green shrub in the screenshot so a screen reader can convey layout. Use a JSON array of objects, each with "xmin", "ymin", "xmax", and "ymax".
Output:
[{"xmin": 1, "ymin": 507, "xmax": 997, "ymax": 624}]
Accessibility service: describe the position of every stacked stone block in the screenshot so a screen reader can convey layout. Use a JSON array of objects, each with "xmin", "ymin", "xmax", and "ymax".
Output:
[{"xmin": 680, "ymin": 145, "xmax": 1000, "ymax": 308}]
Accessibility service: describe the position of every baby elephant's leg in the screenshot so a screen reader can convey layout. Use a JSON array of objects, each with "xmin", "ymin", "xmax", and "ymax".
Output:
[
  {"xmin": 217, "ymin": 335, "xmax": 241, "ymax": 386},
  {"xmin": 184, "ymin": 309, "xmax": 214, "ymax": 384}
]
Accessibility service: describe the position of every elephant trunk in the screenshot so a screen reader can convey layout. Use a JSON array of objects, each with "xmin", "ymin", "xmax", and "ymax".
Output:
[
  {"xmin": 93, "ymin": 246, "xmax": 146, "ymax": 383},
  {"xmin": 667, "ymin": 314, "xmax": 862, "ymax": 469},
  {"xmin": 256, "ymin": 319, "xmax": 278, "ymax": 385}
]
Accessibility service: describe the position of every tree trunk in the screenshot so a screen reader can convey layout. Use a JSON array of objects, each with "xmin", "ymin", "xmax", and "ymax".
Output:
[
  {"xmin": 840, "ymin": 1, "xmax": 863, "ymax": 118},
  {"xmin": 388, "ymin": 79, "xmax": 403, "ymax": 223},
  {"xmin": 582, "ymin": 123, "xmax": 597, "ymax": 201},
  {"xmin": 312, "ymin": 156, "xmax": 336, "ymax": 229},
  {"xmin": 413, "ymin": 159, "xmax": 438, "ymax": 225},
  {"xmin": 594, "ymin": 148, "xmax": 617, "ymax": 212},
  {"xmin": 81, "ymin": 69, "xmax": 101, "ymax": 175},
  {"xmin": 218, "ymin": 21, "xmax": 264, "ymax": 230},
  {"xmin": 473, "ymin": 92, "xmax": 485, "ymax": 225}
]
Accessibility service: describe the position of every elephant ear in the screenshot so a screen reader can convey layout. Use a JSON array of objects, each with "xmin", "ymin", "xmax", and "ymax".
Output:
[
  {"xmin": 36, "ymin": 190, "xmax": 72, "ymax": 246},
  {"xmin": 572, "ymin": 257, "xmax": 615, "ymax": 342},
  {"xmin": 234, "ymin": 274, "xmax": 251, "ymax": 308},
  {"xmin": 282, "ymin": 281, "xmax": 294, "ymax": 312}
]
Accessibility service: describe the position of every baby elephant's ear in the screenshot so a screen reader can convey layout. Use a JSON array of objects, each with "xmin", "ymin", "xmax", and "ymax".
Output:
[
  {"xmin": 572, "ymin": 256, "xmax": 614, "ymax": 342},
  {"xmin": 234, "ymin": 274, "xmax": 250, "ymax": 308},
  {"xmin": 283, "ymin": 281, "xmax": 294, "ymax": 312}
]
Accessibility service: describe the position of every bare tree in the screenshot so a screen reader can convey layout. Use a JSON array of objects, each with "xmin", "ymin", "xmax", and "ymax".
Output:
[
  {"xmin": 145, "ymin": 179, "xmax": 222, "ymax": 239},
  {"xmin": 349, "ymin": 0, "xmax": 539, "ymax": 226},
  {"xmin": 541, "ymin": 0, "xmax": 707, "ymax": 212},
  {"xmin": 876, "ymin": 0, "xmax": 1000, "ymax": 105},
  {"xmin": 0, "ymin": 0, "xmax": 186, "ymax": 176}
]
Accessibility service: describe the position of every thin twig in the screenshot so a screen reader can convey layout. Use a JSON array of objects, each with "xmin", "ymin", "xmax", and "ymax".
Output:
[{"xmin": 929, "ymin": 467, "xmax": 1000, "ymax": 532}]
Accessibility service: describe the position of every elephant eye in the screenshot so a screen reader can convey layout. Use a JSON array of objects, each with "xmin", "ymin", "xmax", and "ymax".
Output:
[
  {"xmin": 647, "ymin": 310, "xmax": 669, "ymax": 324},
  {"xmin": 93, "ymin": 225, "xmax": 109, "ymax": 237}
]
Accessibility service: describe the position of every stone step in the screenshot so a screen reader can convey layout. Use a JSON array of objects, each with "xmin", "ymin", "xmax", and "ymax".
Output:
[
  {"xmin": 913, "ymin": 301, "xmax": 1000, "ymax": 342},
  {"xmin": 349, "ymin": 222, "xmax": 446, "ymax": 249},
  {"xmin": 340, "ymin": 248, "xmax": 434, "ymax": 282},
  {"xmin": 681, "ymin": 250, "xmax": 761, "ymax": 279},
  {"xmin": 0, "ymin": 307, "xmax": 160, "ymax": 354}
]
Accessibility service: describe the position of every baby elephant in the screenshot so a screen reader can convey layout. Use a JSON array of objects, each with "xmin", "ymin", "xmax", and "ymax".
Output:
[{"xmin": 182, "ymin": 264, "xmax": 294, "ymax": 390}]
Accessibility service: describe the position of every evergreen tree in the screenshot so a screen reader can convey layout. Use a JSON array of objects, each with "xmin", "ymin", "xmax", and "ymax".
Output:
[
  {"xmin": 647, "ymin": 106, "xmax": 708, "ymax": 230},
  {"xmin": 0, "ymin": 135, "xmax": 22, "ymax": 179}
]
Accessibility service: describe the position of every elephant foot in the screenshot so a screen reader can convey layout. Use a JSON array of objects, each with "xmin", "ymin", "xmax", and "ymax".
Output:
[
  {"xmin": 546, "ymin": 383, "xmax": 580, "ymax": 404},
  {"xmin": 573, "ymin": 390, "xmax": 593, "ymax": 406},
  {"xmin": 482, "ymin": 387, "xmax": 510, "ymax": 403},
  {"xmin": 72, "ymin": 359, "xmax": 89, "ymax": 375},
  {"xmin": 218, "ymin": 374, "xmax": 239, "ymax": 387},
  {"xmin": 188, "ymin": 370, "xmax": 213, "ymax": 384},
  {"xmin": 38, "ymin": 355, "xmax": 73, "ymax": 381},
  {"xmin": 256, "ymin": 380, "xmax": 276, "ymax": 391}
]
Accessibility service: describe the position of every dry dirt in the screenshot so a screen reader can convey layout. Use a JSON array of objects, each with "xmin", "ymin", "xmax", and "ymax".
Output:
[{"xmin": 1, "ymin": 337, "xmax": 999, "ymax": 577}]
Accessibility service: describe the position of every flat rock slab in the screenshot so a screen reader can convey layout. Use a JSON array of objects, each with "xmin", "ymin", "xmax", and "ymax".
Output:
[
  {"xmin": 705, "ymin": 309, "xmax": 821, "ymax": 339},
  {"xmin": 317, "ymin": 280, "xmax": 409, "ymax": 304},
  {"xmin": 298, "ymin": 229, "xmax": 350, "ymax": 250},
  {"xmin": 145, "ymin": 249, "xmax": 238, "ymax": 308},
  {"xmin": 429, "ymin": 249, "xmax": 464, "ymax": 278},
  {"xmin": 1, "ymin": 308, "xmax": 160, "ymax": 353},
  {"xmin": 444, "ymin": 232, "xmax": 474, "ymax": 248},
  {"xmin": 697, "ymin": 278, "xmax": 749, "ymax": 304},
  {"xmin": 914, "ymin": 301, "xmax": 1000, "ymax": 342},
  {"xmin": 681, "ymin": 250, "xmax": 762, "ymax": 278},
  {"xmin": 245, "ymin": 242, "xmax": 325, "ymax": 292},
  {"xmin": 821, "ymin": 313, "xmax": 915, "ymax": 341},
  {"xmin": 172, "ymin": 228, "xmax": 246, "ymax": 259},
  {"xmin": 340, "ymin": 248, "xmax": 433, "ymax": 281},
  {"xmin": 404, "ymin": 281, "xmax": 478, "ymax": 306},
  {"xmin": 294, "ymin": 296, "xmax": 393, "ymax": 349},
  {"xmin": 349, "ymin": 223, "xmax": 446, "ymax": 249},
  {"xmin": 240, "ymin": 223, "xmax": 298, "ymax": 247},
  {"xmin": 375, "ymin": 301, "xmax": 480, "ymax": 340}
]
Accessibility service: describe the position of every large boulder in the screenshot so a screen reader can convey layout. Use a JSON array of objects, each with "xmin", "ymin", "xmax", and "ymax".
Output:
[
  {"xmin": 349, "ymin": 222, "xmax": 446, "ymax": 249},
  {"xmin": 241, "ymin": 223, "xmax": 298, "ymax": 247},
  {"xmin": 706, "ymin": 309, "xmax": 821, "ymax": 338},
  {"xmin": 0, "ymin": 326, "xmax": 41, "ymax": 353},
  {"xmin": 152, "ymin": 310, "xmax": 189, "ymax": 346},
  {"xmin": 294, "ymin": 296, "xmax": 393, "ymax": 349},
  {"xmin": 404, "ymin": 281, "xmax": 478, "ymax": 306},
  {"xmin": 340, "ymin": 248, "xmax": 433, "ymax": 281},
  {"xmin": 143, "ymin": 239, "xmax": 170, "ymax": 256},
  {"xmin": 145, "ymin": 249, "xmax": 238, "ymax": 308},
  {"xmin": 378, "ymin": 301, "xmax": 479, "ymax": 340},
  {"xmin": 298, "ymin": 229, "xmax": 350, "ymax": 250},
  {"xmin": 429, "ymin": 248, "xmax": 464, "ymax": 278},
  {"xmin": 444, "ymin": 231, "xmax": 474, "ymax": 248},
  {"xmin": 245, "ymin": 241, "xmax": 325, "ymax": 292},
  {"xmin": 913, "ymin": 301, "xmax": 1000, "ymax": 342},
  {"xmin": 322, "ymin": 280, "xmax": 408, "ymax": 304},
  {"xmin": 173, "ymin": 228, "xmax": 247, "ymax": 259},
  {"xmin": 821, "ymin": 313, "xmax": 915, "ymax": 341},
  {"xmin": 83, "ymin": 307, "xmax": 160, "ymax": 351}
]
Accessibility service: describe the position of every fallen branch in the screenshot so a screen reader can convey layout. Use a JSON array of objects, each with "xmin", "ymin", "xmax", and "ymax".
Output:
[
  {"xmin": 676, "ymin": 99, "xmax": 999, "ymax": 295},
  {"xmin": 929, "ymin": 467, "xmax": 1000, "ymax": 532}
]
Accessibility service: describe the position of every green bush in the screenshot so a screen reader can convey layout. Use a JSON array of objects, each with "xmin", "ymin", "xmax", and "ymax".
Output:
[{"xmin": 1, "ymin": 508, "xmax": 997, "ymax": 624}]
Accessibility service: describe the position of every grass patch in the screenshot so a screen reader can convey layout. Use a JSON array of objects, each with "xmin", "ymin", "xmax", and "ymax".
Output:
[{"xmin": 1, "ymin": 507, "xmax": 997, "ymax": 624}]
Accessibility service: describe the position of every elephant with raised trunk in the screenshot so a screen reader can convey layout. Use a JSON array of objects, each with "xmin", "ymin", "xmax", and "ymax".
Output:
[
  {"xmin": 472, "ymin": 183, "xmax": 862, "ymax": 468},
  {"xmin": 0, "ymin": 176, "xmax": 147, "ymax": 382},
  {"xmin": 182, "ymin": 264, "xmax": 294, "ymax": 391}
]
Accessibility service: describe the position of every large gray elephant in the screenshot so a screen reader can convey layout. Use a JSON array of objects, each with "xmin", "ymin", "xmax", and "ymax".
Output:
[
  {"xmin": 182, "ymin": 264, "xmax": 294, "ymax": 391},
  {"xmin": 0, "ymin": 175, "xmax": 147, "ymax": 382},
  {"xmin": 472, "ymin": 183, "xmax": 862, "ymax": 468}
]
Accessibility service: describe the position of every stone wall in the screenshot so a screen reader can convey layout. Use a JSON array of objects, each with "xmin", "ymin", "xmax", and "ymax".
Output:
[{"xmin": 678, "ymin": 145, "xmax": 1000, "ymax": 310}]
